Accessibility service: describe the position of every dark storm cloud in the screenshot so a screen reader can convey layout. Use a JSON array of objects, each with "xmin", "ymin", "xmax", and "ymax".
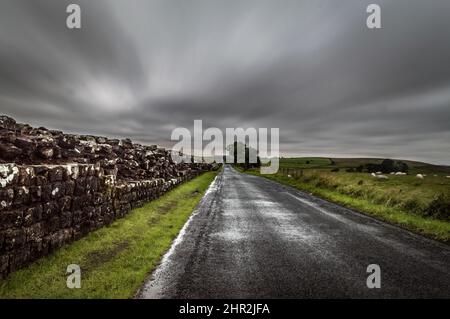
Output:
[{"xmin": 1, "ymin": 0, "xmax": 450, "ymax": 164}]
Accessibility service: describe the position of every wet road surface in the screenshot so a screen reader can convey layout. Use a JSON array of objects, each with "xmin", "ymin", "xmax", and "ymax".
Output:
[{"xmin": 139, "ymin": 165, "xmax": 450, "ymax": 298}]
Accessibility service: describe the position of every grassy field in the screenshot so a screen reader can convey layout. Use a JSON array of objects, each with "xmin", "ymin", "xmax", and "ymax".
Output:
[
  {"xmin": 239, "ymin": 157, "xmax": 450, "ymax": 242},
  {"xmin": 0, "ymin": 171, "xmax": 218, "ymax": 298}
]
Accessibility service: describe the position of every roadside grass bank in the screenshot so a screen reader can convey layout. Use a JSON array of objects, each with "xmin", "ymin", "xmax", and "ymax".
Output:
[
  {"xmin": 0, "ymin": 171, "xmax": 219, "ymax": 298},
  {"xmin": 236, "ymin": 166, "xmax": 450, "ymax": 243}
]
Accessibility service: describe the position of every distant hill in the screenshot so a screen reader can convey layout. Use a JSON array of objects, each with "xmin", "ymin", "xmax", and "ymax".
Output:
[{"xmin": 279, "ymin": 157, "xmax": 450, "ymax": 175}]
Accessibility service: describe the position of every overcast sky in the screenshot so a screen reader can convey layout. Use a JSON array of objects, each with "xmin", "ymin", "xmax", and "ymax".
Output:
[{"xmin": 1, "ymin": 0, "xmax": 449, "ymax": 164}]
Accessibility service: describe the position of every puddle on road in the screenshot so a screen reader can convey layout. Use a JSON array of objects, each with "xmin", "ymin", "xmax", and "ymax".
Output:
[
  {"xmin": 219, "ymin": 197, "xmax": 322, "ymax": 243},
  {"xmin": 210, "ymin": 229, "xmax": 248, "ymax": 242}
]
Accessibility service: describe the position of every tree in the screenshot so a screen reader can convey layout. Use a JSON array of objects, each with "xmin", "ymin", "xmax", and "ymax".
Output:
[
  {"xmin": 397, "ymin": 161, "xmax": 409, "ymax": 173},
  {"xmin": 226, "ymin": 141, "xmax": 260, "ymax": 170},
  {"xmin": 380, "ymin": 159, "xmax": 395, "ymax": 173}
]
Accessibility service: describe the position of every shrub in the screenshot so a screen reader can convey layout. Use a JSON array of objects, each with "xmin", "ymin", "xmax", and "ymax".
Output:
[
  {"xmin": 380, "ymin": 159, "xmax": 395, "ymax": 173},
  {"xmin": 314, "ymin": 176, "xmax": 334, "ymax": 189},
  {"xmin": 363, "ymin": 160, "xmax": 408, "ymax": 173},
  {"xmin": 423, "ymin": 194, "xmax": 450, "ymax": 221},
  {"xmin": 401, "ymin": 199, "xmax": 422, "ymax": 213},
  {"xmin": 397, "ymin": 161, "xmax": 409, "ymax": 173},
  {"xmin": 301, "ymin": 173, "xmax": 319, "ymax": 183},
  {"xmin": 339, "ymin": 185, "xmax": 363, "ymax": 197}
]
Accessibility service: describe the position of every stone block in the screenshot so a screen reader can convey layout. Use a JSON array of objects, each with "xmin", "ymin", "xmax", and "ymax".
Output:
[
  {"xmin": 49, "ymin": 167, "xmax": 63, "ymax": 182},
  {"xmin": 4, "ymin": 229, "xmax": 26, "ymax": 251},
  {"xmin": 0, "ymin": 210, "xmax": 23, "ymax": 230}
]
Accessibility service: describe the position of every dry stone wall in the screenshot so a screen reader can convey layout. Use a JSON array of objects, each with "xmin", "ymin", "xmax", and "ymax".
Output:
[{"xmin": 0, "ymin": 116, "xmax": 215, "ymax": 277}]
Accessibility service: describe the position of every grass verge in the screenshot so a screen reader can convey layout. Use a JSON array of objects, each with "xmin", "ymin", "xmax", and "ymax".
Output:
[
  {"xmin": 237, "ymin": 167, "xmax": 450, "ymax": 243},
  {"xmin": 0, "ymin": 171, "xmax": 218, "ymax": 298}
]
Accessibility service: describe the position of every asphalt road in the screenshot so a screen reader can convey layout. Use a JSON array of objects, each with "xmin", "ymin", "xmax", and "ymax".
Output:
[{"xmin": 138, "ymin": 165, "xmax": 450, "ymax": 298}]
